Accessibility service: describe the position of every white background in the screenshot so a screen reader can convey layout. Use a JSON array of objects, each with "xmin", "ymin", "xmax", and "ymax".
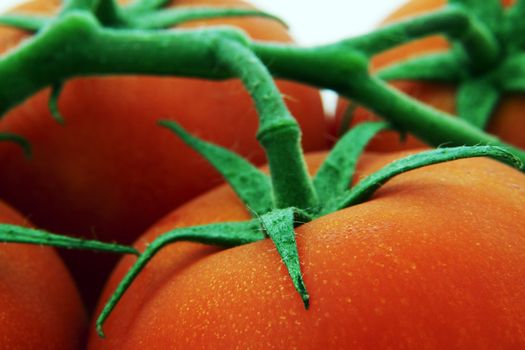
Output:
[{"xmin": 1, "ymin": 0, "xmax": 408, "ymax": 46}]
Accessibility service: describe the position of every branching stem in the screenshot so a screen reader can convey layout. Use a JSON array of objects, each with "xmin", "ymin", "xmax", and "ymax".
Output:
[
  {"xmin": 252, "ymin": 44, "xmax": 525, "ymax": 163},
  {"xmin": 345, "ymin": 5, "xmax": 500, "ymax": 70},
  {"xmin": 0, "ymin": 3, "xmax": 521, "ymax": 165}
]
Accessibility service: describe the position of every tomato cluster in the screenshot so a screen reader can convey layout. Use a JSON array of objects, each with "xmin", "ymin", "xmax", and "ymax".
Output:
[{"xmin": 0, "ymin": 0, "xmax": 523, "ymax": 349}]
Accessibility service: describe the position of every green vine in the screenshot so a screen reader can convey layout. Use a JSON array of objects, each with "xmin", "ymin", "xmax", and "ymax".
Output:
[{"xmin": 0, "ymin": 1, "xmax": 523, "ymax": 161}]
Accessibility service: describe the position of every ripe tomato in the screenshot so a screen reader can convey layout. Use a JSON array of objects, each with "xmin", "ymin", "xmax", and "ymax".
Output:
[
  {"xmin": 89, "ymin": 151, "xmax": 525, "ymax": 349},
  {"xmin": 0, "ymin": 0, "xmax": 327, "ymax": 305},
  {"xmin": 333, "ymin": 0, "xmax": 523, "ymax": 151},
  {"xmin": 0, "ymin": 200, "xmax": 86, "ymax": 349}
]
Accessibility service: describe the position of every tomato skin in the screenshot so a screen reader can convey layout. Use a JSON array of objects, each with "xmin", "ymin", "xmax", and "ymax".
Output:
[
  {"xmin": 0, "ymin": 200, "xmax": 86, "ymax": 349},
  {"xmin": 89, "ymin": 152, "xmax": 525, "ymax": 349},
  {"xmin": 0, "ymin": 0, "xmax": 326, "ymax": 305},
  {"xmin": 333, "ymin": 0, "xmax": 524, "ymax": 151}
]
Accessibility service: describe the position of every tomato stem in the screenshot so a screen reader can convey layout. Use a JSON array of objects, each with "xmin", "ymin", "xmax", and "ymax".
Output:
[
  {"xmin": 0, "ymin": 14, "xmax": 236, "ymax": 115},
  {"xmin": 376, "ymin": 52, "xmax": 463, "ymax": 83},
  {"xmin": 348, "ymin": 76, "xmax": 525, "ymax": 163},
  {"xmin": 252, "ymin": 44, "xmax": 525, "ymax": 164},
  {"xmin": 346, "ymin": 5, "xmax": 499, "ymax": 71},
  {"xmin": 214, "ymin": 39, "xmax": 318, "ymax": 210}
]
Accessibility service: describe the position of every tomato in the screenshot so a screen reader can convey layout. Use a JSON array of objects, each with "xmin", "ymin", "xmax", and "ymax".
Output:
[
  {"xmin": 88, "ymin": 151, "xmax": 525, "ymax": 349},
  {"xmin": 333, "ymin": 0, "xmax": 524, "ymax": 151},
  {"xmin": 0, "ymin": 0, "xmax": 327, "ymax": 305},
  {"xmin": 0, "ymin": 200, "xmax": 86, "ymax": 349}
]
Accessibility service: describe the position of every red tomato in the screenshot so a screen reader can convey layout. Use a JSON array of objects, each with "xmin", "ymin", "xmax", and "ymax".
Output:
[
  {"xmin": 333, "ymin": 0, "xmax": 524, "ymax": 151},
  {"xmin": 0, "ymin": 0, "xmax": 327, "ymax": 305},
  {"xmin": 0, "ymin": 200, "xmax": 86, "ymax": 349},
  {"xmin": 89, "ymin": 151, "xmax": 525, "ymax": 349}
]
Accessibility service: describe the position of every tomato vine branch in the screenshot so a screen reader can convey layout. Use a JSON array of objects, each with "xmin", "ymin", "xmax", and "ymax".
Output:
[
  {"xmin": 376, "ymin": 52, "xmax": 464, "ymax": 82},
  {"xmin": 344, "ymin": 5, "xmax": 499, "ymax": 70},
  {"xmin": 214, "ymin": 39, "xmax": 318, "ymax": 210},
  {"xmin": 253, "ymin": 43, "xmax": 525, "ymax": 163},
  {"xmin": 0, "ymin": 5, "xmax": 523, "ymax": 163}
]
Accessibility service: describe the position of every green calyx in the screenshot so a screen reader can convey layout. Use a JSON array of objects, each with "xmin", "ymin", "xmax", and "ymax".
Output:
[
  {"xmin": 159, "ymin": 120, "xmax": 274, "ymax": 216},
  {"xmin": 0, "ymin": 224, "xmax": 139, "ymax": 254},
  {"xmin": 96, "ymin": 117, "xmax": 523, "ymax": 336},
  {"xmin": 373, "ymin": 0, "xmax": 525, "ymax": 134}
]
